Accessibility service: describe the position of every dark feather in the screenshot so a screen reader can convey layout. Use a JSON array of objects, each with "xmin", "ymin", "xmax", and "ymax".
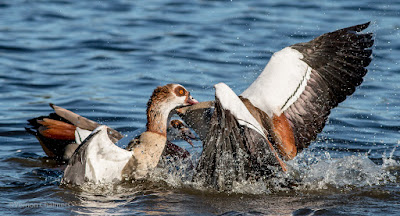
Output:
[
  {"xmin": 194, "ymin": 97, "xmax": 280, "ymax": 191},
  {"xmin": 25, "ymin": 104, "xmax": 124, "ymax": 161},
  {"xmin": 26, "ymin": 113, "xmax": 76, "ymax": 160},
  {"xmin": 287, "ymin": 22, "xmax": 373, "ymax": 151}
]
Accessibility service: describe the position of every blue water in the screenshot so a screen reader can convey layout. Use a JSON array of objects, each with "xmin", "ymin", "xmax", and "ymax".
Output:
[{"xmin": 1, "ymin": 0, "xmax": 400, "ymax": 215}]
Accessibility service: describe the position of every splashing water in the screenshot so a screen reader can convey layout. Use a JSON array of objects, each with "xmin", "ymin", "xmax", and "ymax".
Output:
[
  {"xmin": 99, "ymin": 147, "xmax": 399, "ymax": 195},
  {"xmin": 382, "ymin": 144, "xmax": 400, "ymax": 171},
  {"xmin": 63, "ymin": 145, "xmax": 399, "ymax": 196}
]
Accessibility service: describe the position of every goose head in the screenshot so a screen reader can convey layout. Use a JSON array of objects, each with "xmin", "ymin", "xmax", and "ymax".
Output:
[
  {"xmin": 146, "ymin": 84, "xmax": 198, "ymax": 135},
  {"xmin": 169, "ymin": 84, "xmax": 199, "ymax": 107}
]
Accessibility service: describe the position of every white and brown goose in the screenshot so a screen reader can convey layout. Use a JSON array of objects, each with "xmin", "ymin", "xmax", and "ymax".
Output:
[
  {"xmin": 26, "ymin": 106, "xmax": 196, "ymax": 162},
  {"xmin": 54, "ymin": 84, "xmax": 198, "ymax": 185},
  {"xmin": 125, "ymin": 119, "xmax": 195, "ymax": 159},
  {"xmin": 178, "ymin": 22, "xmax": 374, "ymax": 190}
]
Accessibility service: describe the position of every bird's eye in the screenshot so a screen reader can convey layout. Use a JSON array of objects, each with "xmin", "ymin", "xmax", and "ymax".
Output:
[{"xmin": 175, "ymin": 86, "xmax": 186, "ymax": 96}]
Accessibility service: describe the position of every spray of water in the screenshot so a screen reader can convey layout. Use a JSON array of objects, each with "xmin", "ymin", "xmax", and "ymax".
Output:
[{"xmin": 65, "ymin": 145, "xmax": 399, "ymax": 195}]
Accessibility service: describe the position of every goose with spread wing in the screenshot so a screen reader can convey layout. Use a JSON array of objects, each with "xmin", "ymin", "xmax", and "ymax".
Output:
[{"xmin": 178, "ymin": 22, "xmax": 374, "ymax": 190}]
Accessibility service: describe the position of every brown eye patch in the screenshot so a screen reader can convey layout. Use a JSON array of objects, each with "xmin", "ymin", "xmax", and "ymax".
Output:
[{"xmin": 174, "ymin": 86, "xmax": 186, "ymax": 96}]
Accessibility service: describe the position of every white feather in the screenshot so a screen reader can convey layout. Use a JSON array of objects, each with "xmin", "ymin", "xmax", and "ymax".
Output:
[
  {"xmin": 240, "ymin": 47, "xmax": 312, "ymax": 116},
  {"xmin": 74, "ymin": 127, "xmax": 92, "ymax": 144},
  {"xmin": 215, "ymin": 83, "xmax": 267, "ymax": 139},
  {"xmin": 63, "ymin": 125, "xmax": 133, "ymax": 185}
]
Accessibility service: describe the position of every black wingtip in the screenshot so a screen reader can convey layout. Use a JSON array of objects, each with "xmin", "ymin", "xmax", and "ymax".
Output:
[
  {"xmin": 344, "ymin": 21, "xmax": 371, "ymax": 33},
  {"xmin": 26, "ymin": 116, "xmax": 41, "ymax": 127},
  {"xmin": 24, "ymin": 127, "xmax": 37, "ymax": 136},
  {"xmin": 49, "ymin": 103, "xmax": 55, "ymax": 109}
]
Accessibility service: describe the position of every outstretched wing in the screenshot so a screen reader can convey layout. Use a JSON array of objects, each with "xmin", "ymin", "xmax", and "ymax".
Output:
[{"xmin": 241, "ymin": 22, "xmax": 373, "ymax": 151}]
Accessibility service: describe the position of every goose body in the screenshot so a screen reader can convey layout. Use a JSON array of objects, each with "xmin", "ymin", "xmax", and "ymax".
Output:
[
  {"xmin": 26, "ymin": 105, "xmax": 195, "ymax": 162},
  {"xmin": 28, "ymin": 84, "xmax": 198, "ymax": 185},
  {"xmin": 62, "ymin": 84, "xmax": 197, "ymax": 185},
  {"xmin": 63, "ymin": 126, "xmax": 169, "ymax": 184},
  {"xmin": 179, "ymin": 22, "xmax": 374, "ymax": 190}
]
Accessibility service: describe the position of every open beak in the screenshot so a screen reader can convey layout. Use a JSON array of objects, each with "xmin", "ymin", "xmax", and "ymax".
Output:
[
  {"xmin": 180, "ymin": 127, "xmax": 196, "ymax": 147},
  {"xmin": 185, "ymin": 94, "xmax": 199, "ymax": 106}
]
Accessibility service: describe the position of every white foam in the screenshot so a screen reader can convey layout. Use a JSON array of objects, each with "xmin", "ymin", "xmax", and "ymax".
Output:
[
  {"xmin": 63, "ymin": 132, "xmax": 399, "ymax": 195},
  {"xmin": 288, "ymin": 150, "xmax": 397, "ymax": 190}
]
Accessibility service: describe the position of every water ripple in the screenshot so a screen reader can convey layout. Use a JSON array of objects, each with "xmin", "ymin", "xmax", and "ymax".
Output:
[{"xmin": 0, "ymin": 0, "xmax": 399, "ymax": 215}]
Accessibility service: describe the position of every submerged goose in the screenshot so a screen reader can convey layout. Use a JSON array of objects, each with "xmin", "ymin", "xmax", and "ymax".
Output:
[
  {"xmin": 178, "ymin": 22, "xmax": 374, "ymax": 190},
  {"xmin": 26, "ymin": 104, "xmax": 196, "ymax": 162}
]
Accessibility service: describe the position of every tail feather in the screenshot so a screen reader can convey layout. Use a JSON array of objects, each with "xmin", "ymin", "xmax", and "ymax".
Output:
[
  {"xmin": 26, "ymin": 103, "xmax": 124, "ymax": 161},
  {"xmin": 26, "ymin": 114, "xmax": 77, "ymax": 160},
  {"xmin": 37, "ymin": 118, "xmax": 76, "ymax": 140},
  {"xmin": 50, "ymin": 103, "xmax": 123, "ymax": 142}
]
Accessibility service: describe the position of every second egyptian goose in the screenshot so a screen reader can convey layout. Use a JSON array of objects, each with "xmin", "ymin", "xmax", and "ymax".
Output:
[
  {"xmin": 61, "ymin": 84, "xmax": 198, "ymax": 185},
  {"xmin": 178, "ymin": 22, "xmax": 374, "ymax": 190}
]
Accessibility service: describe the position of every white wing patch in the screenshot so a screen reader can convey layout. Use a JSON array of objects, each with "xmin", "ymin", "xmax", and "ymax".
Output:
[
  {"xmin": 240, "ymin": 47, "xmax": 312, "ymax": 116},
  {"xmin": 281, "ymin": 65, "xmax": 312, "ymax": 112},
  {"xmin": 75, "ymin": 127, "xmax": 92, "ymax": 144},
  {"xmin": 215, "ymin": 83, "xmax": 267, "ymax": 139},
  {"xmin": 63, "ymin": 126, "xmax": 133, "ymax": 185}
]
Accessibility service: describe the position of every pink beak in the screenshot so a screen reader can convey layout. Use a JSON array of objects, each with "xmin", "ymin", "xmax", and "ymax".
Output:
[{"xmin": 186, "ymin": 94, "xmax": 199, "ymax": 105}]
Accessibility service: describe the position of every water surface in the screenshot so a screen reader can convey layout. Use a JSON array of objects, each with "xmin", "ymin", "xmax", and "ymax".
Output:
[{"xmin": 1, "ymin": 0, "xmax": 400, "ymax": 215}]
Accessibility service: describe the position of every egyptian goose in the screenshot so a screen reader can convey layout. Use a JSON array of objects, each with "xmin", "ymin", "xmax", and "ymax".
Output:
[
  {"xmin": 61, "ymin": 84, "xmax": 198, "ymax": 185},
  {"xmin": 26, "ymin": 84, "xmax": 198, "ymax": 184},
  {"xmin": 26, "ymin": 105, "xmax": 196, "ymax": 162},
  {"xmin": 178, "ymin": 22, "xmax": 374, "ymax": 190},
  {"xmin": 125, "ymin": 119, "xmax": 196, "ymax": 159}
]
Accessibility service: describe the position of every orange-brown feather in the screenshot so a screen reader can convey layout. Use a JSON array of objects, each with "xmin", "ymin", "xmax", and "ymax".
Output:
[
  {"xmin": 37, "ymin": 118, "xmax": 76, "ymax": 140},
  {"xmin": 272, "ymin": 114, "xmax": 297, "ymax": 160},
  {"xmin": 241, "ymin": 97, "xmax": 297, "ymax": 165},
  {"xmin": 240, "ymin": 97, "xmax": 288, "ymax": 171},
  {"xmin": 264, "ymin": 138, "xmax": 288, "ymax": 172}
]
